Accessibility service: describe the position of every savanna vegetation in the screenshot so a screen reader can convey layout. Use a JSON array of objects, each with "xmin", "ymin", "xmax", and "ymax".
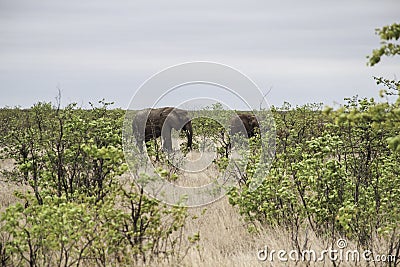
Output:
[{"xmin": 0, "ymin": 23, "xmax": 399, "ymax": 266}]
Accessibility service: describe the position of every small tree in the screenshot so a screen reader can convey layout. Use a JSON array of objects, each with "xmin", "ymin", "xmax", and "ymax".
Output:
[{"xmin": 367, "ymin": 23, "xmax": 400, "ymax": 66}]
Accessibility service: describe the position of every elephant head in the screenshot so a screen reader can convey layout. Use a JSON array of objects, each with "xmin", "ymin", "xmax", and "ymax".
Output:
[
  {"xmin": 230, "ymin": 113, "xmax": 260, "ymax": 138},
  {"xmin": 160, "ymin": 107, "xmax": 192, "ymax": 152},
  {"xmin": 132, "ymin": 107, "xmax": 192, "ymax": 153}
]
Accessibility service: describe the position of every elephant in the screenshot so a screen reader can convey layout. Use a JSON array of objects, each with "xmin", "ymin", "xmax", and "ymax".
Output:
[
  {"xmin": 230, "ymin": 113, "xmax": 260, "ymax": 138},
  {"xmin": 132, "ymin": 107, "xmax": 193, "ymax": 153}
]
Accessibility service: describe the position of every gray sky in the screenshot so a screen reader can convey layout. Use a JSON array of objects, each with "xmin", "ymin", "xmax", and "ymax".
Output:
[{"xmin": 0, "ymin": 0, "xmax": 399, "ymax": 109}]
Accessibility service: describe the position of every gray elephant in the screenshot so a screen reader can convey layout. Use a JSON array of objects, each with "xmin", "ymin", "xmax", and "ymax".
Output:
[
  {"xmin": 230, "ymin": 113, "xmax": 260, "ymax": 138},
  {"xmin": 132, "ymin": 107, "xmax": 193, "ymax": 153}
]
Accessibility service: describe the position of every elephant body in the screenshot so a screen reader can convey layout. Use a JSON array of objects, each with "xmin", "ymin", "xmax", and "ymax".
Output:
[
  {"xmin": 132, "ymin": 107, "xmax": 193, "ymax": 152},
  {"xmin": 230, "ymin": 113, "xmax": 260, "ymax": 138}
]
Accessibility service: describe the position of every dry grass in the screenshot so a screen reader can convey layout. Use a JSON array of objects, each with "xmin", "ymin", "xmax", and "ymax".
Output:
[
  {"xmin": 0, "ymin": 159, "xmax": 25, "ymax": 213},
  {"xmin": 0, "ymin": 154, "xmax": 395, "ymax": 267},
  {"xmin": 177, "ymin": 198, "xmax": 264, "ymax": 267},
  {"xmin": 147, "ymin": 150, "xmax": 395, "ymax": 266},
  {"xmin": 170, "ymin": 199, "xmax": 393, "ymax": 267}
]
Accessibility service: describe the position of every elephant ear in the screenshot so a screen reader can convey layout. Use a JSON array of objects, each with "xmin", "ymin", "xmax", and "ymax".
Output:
[
  {"xmin": 174, "ymin": 109, "xmax": 189, "ymax": 118},
  {"xmin": 161, "ymin": 108, "xmax": 188, "ymax": 120},
  {"xmin": 252, "ymin": 116, "xmax": 259, "ymax": 127},
  {"xmin": 164, "ymin": 108, "xmax": 190, "ymax": 130},
  {"xmin": 160, "ymin": 107, "xmax": 174, "ymax": 117}
]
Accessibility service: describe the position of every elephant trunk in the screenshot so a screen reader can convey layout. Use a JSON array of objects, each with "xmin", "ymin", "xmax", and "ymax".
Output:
[{"xmin": 183, "ymin": 121, "xmax": 193, "ymax": 150}]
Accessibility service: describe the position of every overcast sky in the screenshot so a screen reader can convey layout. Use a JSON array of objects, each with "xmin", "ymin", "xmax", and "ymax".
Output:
[{"xmin": 0, "ymin": 0, "xmax": 399, "ymax": 109}]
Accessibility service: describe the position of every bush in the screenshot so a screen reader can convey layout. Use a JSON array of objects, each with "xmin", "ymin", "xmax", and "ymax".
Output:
[
  {"xmin": 229, "ymin": 97, "xmax": 400, "ymax": 255},
  {"xmin": 0, "ymin": 100, "xmax": 197, "ymax": 266}
]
